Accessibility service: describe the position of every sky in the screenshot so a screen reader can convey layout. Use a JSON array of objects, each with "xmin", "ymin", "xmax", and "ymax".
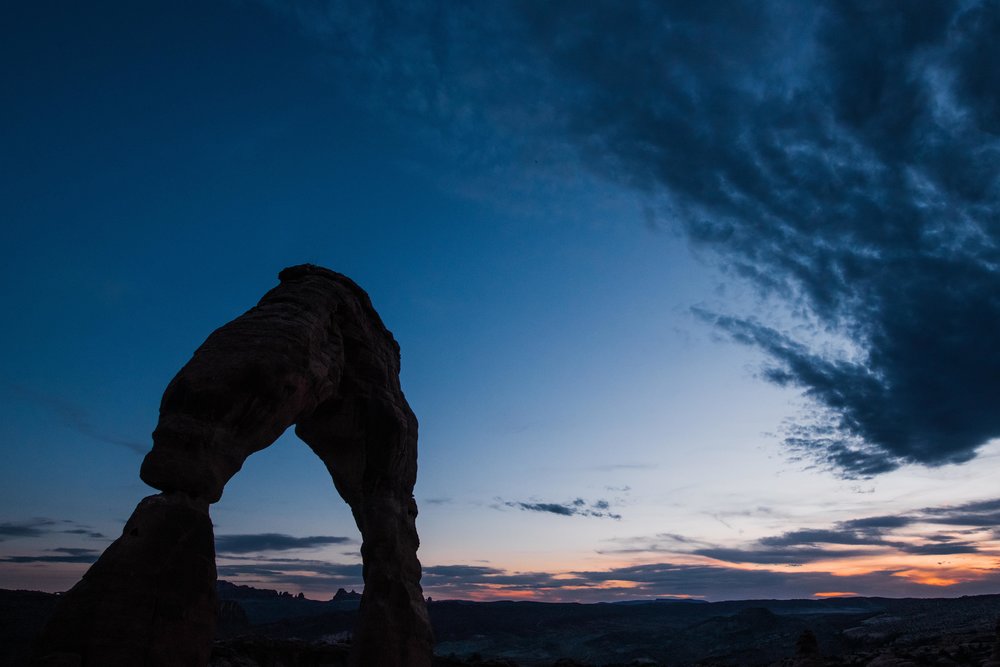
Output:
[{"xmin": 2, "ymin": 0, "xmax": 999, "ymax": 603}]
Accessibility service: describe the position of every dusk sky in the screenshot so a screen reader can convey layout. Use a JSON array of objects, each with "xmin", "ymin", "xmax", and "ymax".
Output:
[{"xmin": 3, "ymin": 0, "xmax": 1000, "ymax": 603}]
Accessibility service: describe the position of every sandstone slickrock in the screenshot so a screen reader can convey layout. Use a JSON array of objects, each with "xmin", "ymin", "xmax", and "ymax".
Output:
[{"xmin": 33, "ymin": 265, "xmax": 433, "ymax": 667}]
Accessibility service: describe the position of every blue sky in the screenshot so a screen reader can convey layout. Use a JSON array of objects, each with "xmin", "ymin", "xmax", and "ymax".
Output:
[{"xmin": 3, "ymin": 0, "xmax": 1000, "ymax": 601}]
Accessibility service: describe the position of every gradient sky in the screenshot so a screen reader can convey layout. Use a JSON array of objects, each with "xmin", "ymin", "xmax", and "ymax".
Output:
[{"xmin": 3, "ymin": 0, "xmax": 1000, "ymax": 602}]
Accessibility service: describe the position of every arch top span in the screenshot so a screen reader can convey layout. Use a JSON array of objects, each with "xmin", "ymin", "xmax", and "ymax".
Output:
[
  {"xmin": 140, "ymin": 263, "xmax": 410, "ymax": 505},
  {"xmin": 34, "ymin": 266, "xmax": 433, "ymax": 667}
]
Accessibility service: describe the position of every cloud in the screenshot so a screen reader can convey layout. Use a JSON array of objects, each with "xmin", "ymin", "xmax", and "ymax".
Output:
[
  {"xmin": 919, "ymin": 497, "xmax": 1000, "ymax": 527},
  {"xmin": 9, "ymin": 386, "xmax": 147, "ymax": 455},
  {"xmin": 104, "ymin": 503, "xmax": 1000, "ymax": 601},
  {"xmin": 60, "ymin": 528, "xmax": 106, "ymax": 539},
  {"xmin": 215, "ymin": 556, "xmax": 364, "ymax": 591},
  {"xmin": 0, "ymin": 519, "xmax": 57, "ymax": 539},
  {"xmin": 0, "ymin": 547, "xmax": 100, "ymax": 564},
  {"xmin": 693, "ymin": 546, "xmax": 872, "ymax": 566},
  {"xmin": 0, "ymin": 519, "xmax": 104, "ymax": 541},
  {"xmin": 759, "ymin": 529, "xmax": 888, "ymax": 547},
  {"xmin": 841, "ymin": 515, "xmax": 914, "ymax": 530},
  {"xmin": 424, "ymin": 564, "xmax": 505, "ymax": 578},
  {"xmin": 215, "ymin": 533, "xmax": 352, "ymax": 554},
  {"xmin": 255, "ymin": 0, "xmax": 1000, "ymax": 478},
  {"xmin": 418, "ymin": 559, "xmax": 1000, "ymax": 602},
  {"xmin": 515, "ymin": 1, "xmax": 1000, "ymax": 477},
  {"xmin": 498, "ymin": 497, "xmax": 622, "ymax": 520},
  {"xmin": 601, "ymin": 496, "xmax": 1000, "ymax": 566},
  {"xmin": 896, "ymin": 540, "xmax": 980, "ymax": 556}
]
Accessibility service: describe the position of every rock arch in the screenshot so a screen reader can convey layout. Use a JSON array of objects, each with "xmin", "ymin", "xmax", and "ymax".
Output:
[{"xmin": 34, "ymin": 265, "xmax": 434, "ymax": 666}]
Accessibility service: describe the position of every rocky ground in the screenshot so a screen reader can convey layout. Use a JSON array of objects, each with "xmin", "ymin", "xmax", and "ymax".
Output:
[{"xmin": 7, "ymin": 586, "xmax": 1000, "ymax": 666}]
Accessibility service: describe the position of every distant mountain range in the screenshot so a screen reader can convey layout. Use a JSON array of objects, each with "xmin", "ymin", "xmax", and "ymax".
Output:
[{"xmin": 5, "ymin": 583, "xmax": 1000, "ymax": 666}]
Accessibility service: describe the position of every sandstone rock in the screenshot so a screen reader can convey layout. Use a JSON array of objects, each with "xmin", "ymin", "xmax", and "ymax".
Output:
[
  {"xmin": 34, "ymin": 265, "xmax": 432, "ymax": 666},
  {"xmin": 33, "ymin": 492, "xmax": 217, "ymax": 666}
]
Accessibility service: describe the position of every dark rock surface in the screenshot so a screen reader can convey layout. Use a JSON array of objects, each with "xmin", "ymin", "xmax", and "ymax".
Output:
[
  {"xmin": 8, "ymin": 587, "xmax": 1000, "ymax": 666},
  {"xmin": 0, "ymin": 590, "xmax": 60, "ymax": 667},
  {"xmin": 32, "ymin": 265, "xmax": 432, "ymax": 667},
  {"xmin": 33, "ymin": 492, "xmax": 217, "ymax": 666}
]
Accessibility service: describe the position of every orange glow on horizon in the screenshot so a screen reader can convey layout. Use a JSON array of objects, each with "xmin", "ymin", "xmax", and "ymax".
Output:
[
  {"xmin": 894, "ymin": 570, "xmax": 961, "ymax": 586},
  {"xmin": 461, "ymin": 586, "xmax": 538, "ymax": 601},
  {"xmin": 813, "ymin": 591, "xmax": 858, "ymax": 598}
]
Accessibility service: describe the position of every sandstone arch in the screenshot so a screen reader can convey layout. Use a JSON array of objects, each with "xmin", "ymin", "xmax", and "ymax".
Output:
[{"xmin": 34, "ymin": 265, "xmax": 434, "ymax": 666}]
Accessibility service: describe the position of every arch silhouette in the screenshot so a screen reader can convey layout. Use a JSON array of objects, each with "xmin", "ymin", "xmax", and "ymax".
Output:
[{"xmin": 34, "ymin": 265, "xmax": 434, "ymax": 666}]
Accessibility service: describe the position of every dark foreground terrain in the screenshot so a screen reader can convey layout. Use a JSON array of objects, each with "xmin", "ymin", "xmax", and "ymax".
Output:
[{"xmin": 5, "ymin": 583, "xmax": 1000, "ymax": 666}]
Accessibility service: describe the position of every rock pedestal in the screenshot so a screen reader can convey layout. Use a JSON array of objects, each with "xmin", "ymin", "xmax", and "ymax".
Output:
[{"xmin": 33, "ymin": 265, "xmax": 433, "ymax": 667}]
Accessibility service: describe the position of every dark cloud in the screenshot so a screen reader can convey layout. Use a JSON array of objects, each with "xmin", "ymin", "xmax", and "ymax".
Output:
[
  {"xmin": 216, "ymin": 557, "xmax": 363, "ymax": 590},
  {"xmin": 759, "ymin": 529, "xmax": 888, "ymax": 547},
  {"xmin": 0, "ymin": 547, "xmax": 100, "ymax": 564},
  {"xmin": 258, "ymin": 0, "xmax": 1000, "ymax": 478},
  {"xmin": 602, "ymin": 496, "xmax": 1000, "ymax": 566},
  {"xmin": 417, "ymin": 559, "xmax": 1000, "ymax": 602},
  {"xmin": 60, "ymin": 528, "xmax": 106, "ymax": 539},
  {"xmin": 0, "ymin": 519, "xmax": 104, "ymax": 541},
  {"xmin": 216, "ymin": 561, "xmax": 363, "ymax": 592},
  {"xmin": 694, "ymin": 546, "xmax": 871, "ymax": 565},
  {"xmin": 566, "ymin": 562, "xmax": 1000, "ymax": 601},
  {"xmin": 498, "ymin": 498, "xmax": 622, "ymax": 520},
  {"xmin": 0, "ymin": 519, "xmax": 56, "ymax": 539},
  {"xmin": 896, "ymin": 540, "xmax": 980, "ymax": 556},
  {"xmin": 215, "ymin": 533, "xmax": 352, "ymax": 554},
  {"xmin": 423, "ymin": 564, "xmax": 505, "ymax": 578},
  {"xmin": 598, "ymin": 532, "xmax": 716, "ymax": 555},
  {"xmin": 841, "ymin": 515, "xmax": 914, "ymax": 530},
  {"xmin": 517, "ymin": 0, "xmax": 1000, "ymax": 477},
  {"xmin": 919, "ymin": 497, "xmax": 1000, "ymax": 527}
]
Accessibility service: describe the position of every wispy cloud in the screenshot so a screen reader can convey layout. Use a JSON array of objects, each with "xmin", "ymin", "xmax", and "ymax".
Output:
[
  {"xmin": 215, "ymin": 533, "xmax": 352, "ymax": 554},
  {"xmin": 602, "ymin": 497, "xmax": 1000, "ymax": 567},
  {"xmin": 0, "ymin": 519, "xmax": 57, "ymax": 539},
  {"xmin": 496, "ymin": 497, "xmax": 622, "ymax": 520},
  {"xmin": 0, "ymin": 518, "xmax": 104, "ymax": 541},
  {"xmin": 9, "ymin": 386, "xmax": 147, "ymax": 455},
  {"xmin": 60, "ymin": 528, "xmax": 106, "ymax": 539},
  {"xmin": 216, "ymin": 556, "xmax": 363, "ymax": 590},
  {"xmin": 0, "ymin": 547, "xmax": 100, "ymax": 564}
]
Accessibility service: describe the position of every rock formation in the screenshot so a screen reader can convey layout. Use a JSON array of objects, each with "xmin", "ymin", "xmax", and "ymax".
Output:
[{"xmin": 33, "ymin": 265, "xmax": 433, "ymax": 667}]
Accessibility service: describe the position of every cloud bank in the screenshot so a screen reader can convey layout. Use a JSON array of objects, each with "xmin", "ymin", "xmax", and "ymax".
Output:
[{"xmin": 215, "ymin": 533, "xmax": 352, "ymax": 554}]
